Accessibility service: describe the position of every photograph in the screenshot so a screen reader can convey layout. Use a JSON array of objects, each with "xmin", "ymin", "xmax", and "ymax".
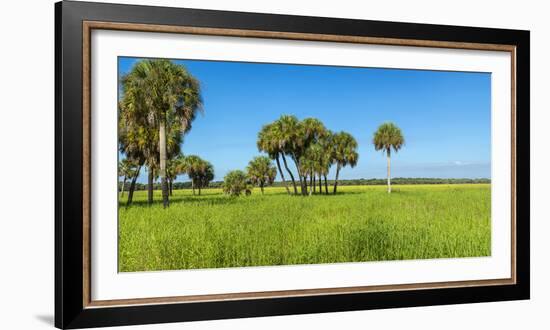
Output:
[
  {"xmin": 117, "ymin": 57, "xmax": 492, "ymax": 273},
  {"xmin": 50, "ymin": 2, "xmax": 532, "ymax": 327}
]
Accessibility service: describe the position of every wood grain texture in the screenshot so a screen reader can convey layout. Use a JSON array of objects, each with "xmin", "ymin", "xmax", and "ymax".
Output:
[
  {"xmin": 86, "ymin": 278, "xmax": 515, "ymax": 308},
  {"xmin": 82, "ymin": 21, "xmax": 92, "ymax": 308},
  {"xmin": 84, "ymin": 21, "xmax": 516, "ymax": 51}
]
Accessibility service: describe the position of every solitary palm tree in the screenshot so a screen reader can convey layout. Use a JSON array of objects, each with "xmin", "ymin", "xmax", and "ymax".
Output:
[
  {"xmin": 331, "ymin": 132, "xmax": 359, "ymax": 194},
  {"xmin": 373, "ymin": 122, "xmax": 405, "ymax": 193}
]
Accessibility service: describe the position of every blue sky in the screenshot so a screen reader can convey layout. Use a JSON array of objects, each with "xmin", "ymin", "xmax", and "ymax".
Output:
[{"xmin": 118, "ymin": 57, "xmax": 491, "ymax": 183}]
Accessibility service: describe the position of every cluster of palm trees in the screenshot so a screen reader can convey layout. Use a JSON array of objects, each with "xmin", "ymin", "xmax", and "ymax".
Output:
[
  {"xmin": 119, "ymin": 154, "xmax": 215, "ymax": 202},
  {"xmin": 222, "ymin": 156, "xmax": 278, "ymax": 196},
  {"xmin": 168, "ymin": 155, "xmax": 214, "ymax": 196},
  {"xmin": 118, "ymin": 59, "xmax": 202, "ymax": 207},
  {"xmin": 118, "ymin": 59, "xmax": 406, "ymax": 206},
  {"xmin": 257, "ymin": 115, "xmax": 359, "ymax": 196}
]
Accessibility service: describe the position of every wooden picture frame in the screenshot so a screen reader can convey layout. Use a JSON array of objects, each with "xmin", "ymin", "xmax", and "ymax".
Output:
[{"xmin": 55, "ymin": 1, "xmax": 530, "ymax": 328}]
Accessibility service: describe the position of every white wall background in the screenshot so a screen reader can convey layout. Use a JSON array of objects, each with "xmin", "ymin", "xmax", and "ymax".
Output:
[{"xmin": 0, "ymin": 0, "xmax": 546, "ymax": 329}]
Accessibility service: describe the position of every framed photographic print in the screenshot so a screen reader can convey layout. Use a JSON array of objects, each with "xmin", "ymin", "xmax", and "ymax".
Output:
[{"xmin": 55, "ymin": 1, "xmax": 530, "ymax": 328}]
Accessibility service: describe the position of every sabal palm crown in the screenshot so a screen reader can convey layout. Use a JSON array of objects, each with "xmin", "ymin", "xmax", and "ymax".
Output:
[
  {"xmin": 118, "ymin": 159, "xmax": 138, "ymax": 196},
  {"xmin": 301, "ymin": 118, "xmax": 327, "ymax": 145},
  {"xmin": 276, "ymin": 115, "xmax": 302, "ymax": 154},
  {"xmin": 332, "ymin": 132, "xmax": 359, "ymax": 168},
  {"xmin": 118, "ymin": 158, "xmax": 136, "ymax": 178},
  {"xmin": 257, "ymin": 123, "xmax": 279, "ymax": 158},
  {"xmin": 331, "ymin": 132, "xmax": 359, "ymax": 193},
  {"xmin": 373, "ymin": 122, "xmax": 404, "ymax": 155},
  {"xmin": 247, "ymin": 156, "xmax": 277, "ymax": 194}
]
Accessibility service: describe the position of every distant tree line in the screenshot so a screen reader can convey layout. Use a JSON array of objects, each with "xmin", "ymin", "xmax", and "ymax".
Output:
[{"xmin": 119, "ymin": 177, "xmax": 490, "ymax": 193}]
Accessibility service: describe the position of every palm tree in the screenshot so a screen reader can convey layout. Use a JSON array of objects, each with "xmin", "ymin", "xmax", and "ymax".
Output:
[
  {"xmin": 223, "ymin": 170, "xmax": 251, "ymax": 196},
  {"xmin": 300, "ymin": 143, "xmax": 321, "ymax": 195},
  {"xmin": 247, "ymin": 156, "xmax": 277, "ymax": 194},
  {"xmin": 331, "ymin": 132, "xmax": 359, "ymax": 194},
  {"xmin": 119, "ymin": 106, "xmax": 184, "ymax": 205},
  {"xmin": 195, "ymin": 160, "xmax": 214, "ymax": 195},
  {"xmin": 299, "ymin": 155, "xmax": 316, "ymax": 196},
  {"xmin": 118, "ymin": 160, "xmax": 129, "ymax": 197},
  {"xmin": 182, "ymin": 155, "xmax": 202, "ymax": 195},
  {"xmin": 299, "ymin": 118, "xmax": 328, "ymax": 195},
  {"xmin": 259, "ymin": 116, "xmax": 336, "ymax": 196},
  {"xmin": 257, "ymin": 123, "xmax": 291, "ymax": 195},
  {"xmin": 180, "ymin": 155, "xmax": 214, "ymax": 195},
  {"xmin": 301, "ymin": 118, "xmax": 327, "ymax": 144},
  {"xmin": 373, "ymin": 122, "xmax": 405, "ymax": 193},
  {"xmin": 118, "ymin": 99, "xmax": 154, "ymax": 205},
  {"xmin": 274, "ymin": 115, "xmax": 328, "ymax": 196},
  {"xmin": 121, "ymin": 59, "xmax": 202, "ymax": 208},
  {"xmin": 274, "ymin": 115, "xmax": 302, "ymax": 194},
  {"xmin": 166, "ymin": 154, "xmax": 186, "ymax": 196},
  {"xmin": 318, "ymin": 133, "xmax": 335, "ymax": 194},
  {"xmin": 118, "ymin": 159, "xmax": 137, "ymax": 197},
  {"xmin": 124, "ymin": 162, "xmax": 142, "ymax": 205}
]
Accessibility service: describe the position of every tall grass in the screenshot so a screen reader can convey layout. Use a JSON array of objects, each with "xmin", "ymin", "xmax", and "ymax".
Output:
[{"xmin": 118, "ymin": 184, "xmax": 490, "ymax": 272}]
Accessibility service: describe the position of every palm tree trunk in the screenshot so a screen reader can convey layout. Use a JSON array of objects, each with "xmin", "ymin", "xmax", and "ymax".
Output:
[
  {"xmin": 126, "ymin": 165, "xmax": 141, "ymax": 206},
  {"xmin": 147, "ymin": 168, "xmax": 154, "ymax": 205},
  {"xmin": 169, "ymin": 179, "xmax": 173, "ymax": 196},
  {"xmin": 120, "ymin": 176, "xmax": 127, "ymax": 197},
  {"xmin": 319, "ymin": 174, "xmax": 322, "ymax": 194},
  {"xmin": 333, "ymin": 164, "xmax": 341, "ymax": 194},
  {"xmin": 324, "ymin": 175, "xmax": 329, "ymax": 194},
  {"xmin": 291, "ymin": 154, "xmax": 306, "ymax": 195},
  {"xmin": 275, "ymin": 155, "xmax": 291, "ymax": 195},
  {"xmin": 159, "ymin": 120, "xmax": 169, "ymax": 208},
  {"xmin": 309, "ymin": 172, "xmax": 313, "ymax": 196},
  {"xmin": 261, "ymin": 183, "xmax": 264, "ymax": 194},
  {"xmin": 387, "ymin": 149, "xmax": 391, "ymax": 193},
  {"xmin": 192, "ymin": 179, "xmax": 195, "ymax": 195},
  {"xmin": 198, "ymin": 185, "xmax": 201, "ymax": 196},
  {"xmin": 281, "ymin": 154, "xmax": 298, "ymax": 194},
  {"xmin": 312, "ymin": 173, "xmax": 316, "ymax": 194}
]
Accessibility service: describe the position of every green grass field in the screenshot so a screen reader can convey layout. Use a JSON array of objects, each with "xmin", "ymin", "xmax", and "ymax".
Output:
[{"xmin": 118, "ymin": 184, "xmax": 491, "ymax": 272}]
